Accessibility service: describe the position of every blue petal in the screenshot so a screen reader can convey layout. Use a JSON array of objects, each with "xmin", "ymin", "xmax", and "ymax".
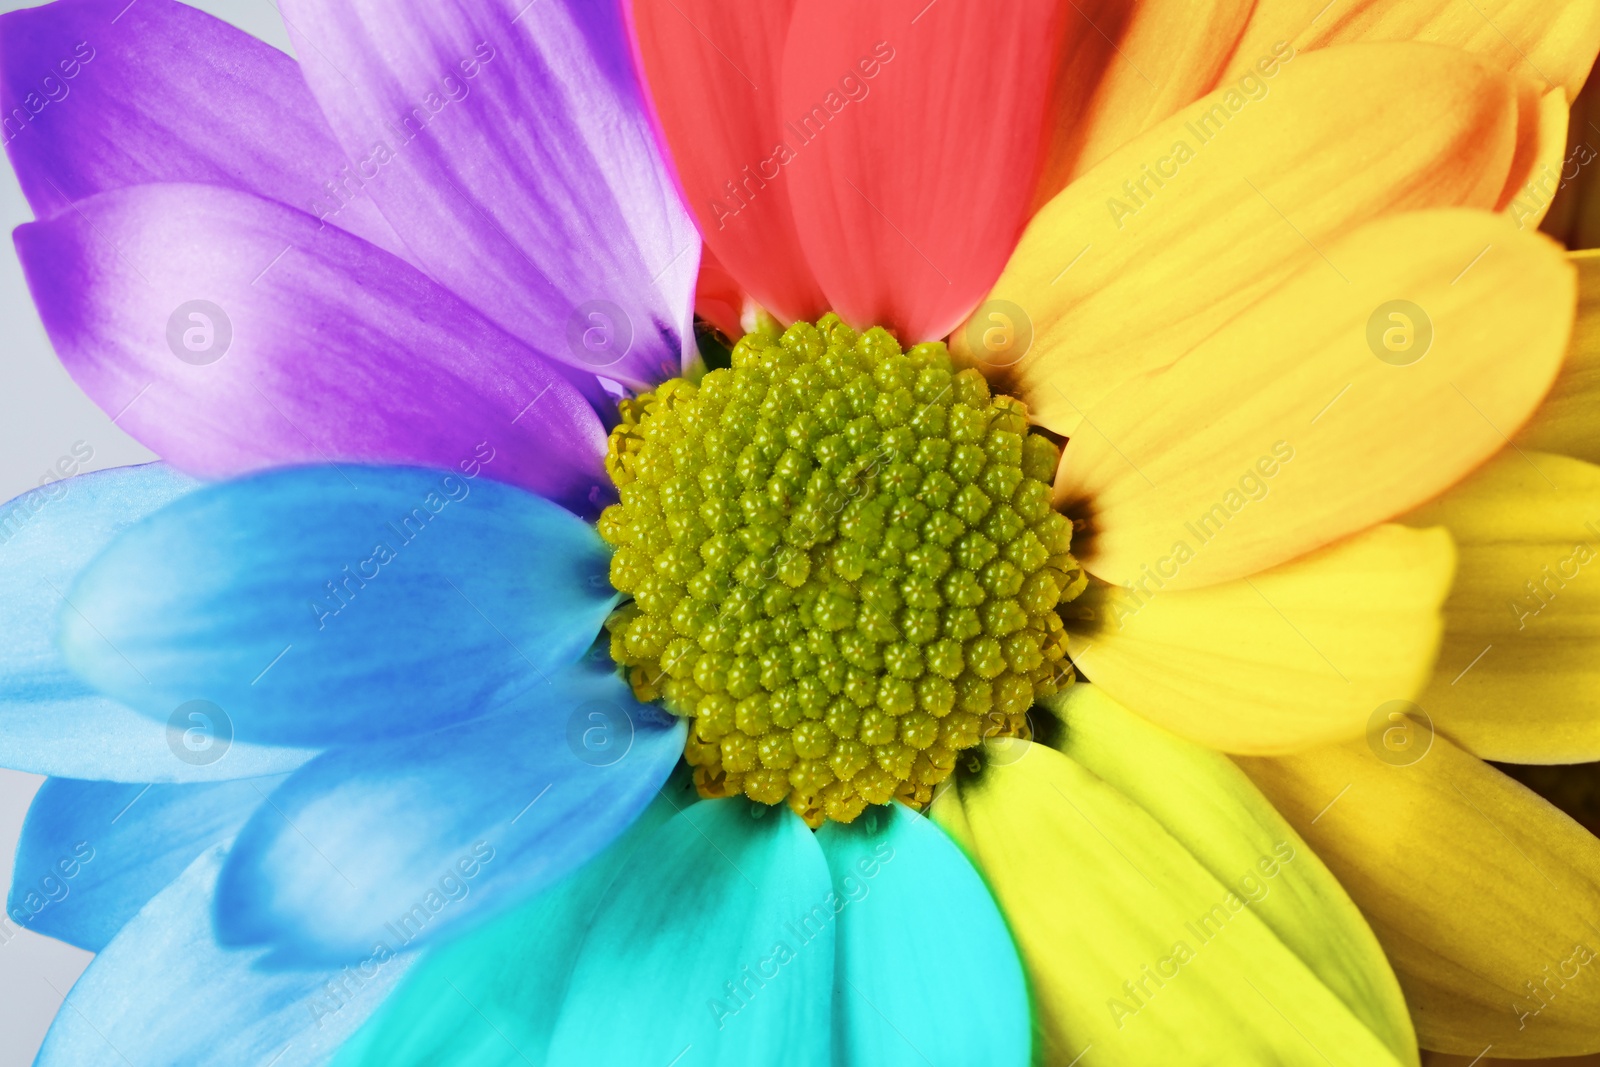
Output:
[
  {"xmin": 8, "ymin": 775, "xmax": 283, "ymax": 951},
  {"xmin": 817, "ymin": 803, "xmax": 1032, "ymax": 1067},
  {"xmin": 61, "ymin": 464, "xmax": 617, "ymax": 747},
  {"xmin": 0, "ymin": 463, "xmax": 314, "ymax": 781},
  {"xmin": 35, "ymin": 844, "xmax": 413, "ymax": 1067},
  {"xmin": 330, "ymin": 769, "xmax": 700, "ymax": 1066},
  {"xmin": 545, "ymin": 798, "xmax": 834, "ymax": 1067},
  {"xmin": 214, "ymin": 653, "xmax": 685, "ymax": 965}
]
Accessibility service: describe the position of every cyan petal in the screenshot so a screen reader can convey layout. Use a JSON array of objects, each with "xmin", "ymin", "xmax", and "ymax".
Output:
[
  {"xmin": 816, "ymin": 803, "xmax": 1031, "ymax": 1067},
  {"xmin": 545, "ymin": 798, "xmax": 833, "ymax": 1067},
  {"xmin": 332, "ymin": 769, "xmax": 700, "ymax": 1066},
  {"xmin": 61, "ymin": 464, "xmax": 617, "ymax": 747},
  {"xmin": 0, "ymin": 463, "xmax": 314, "ymax": 781},
  {"xmin": 35, "ymin": 844, "xmax": 413, "ymax": 1067},
  {"xmin": 214, "ymin": 654, "xmax": 685, "ymax": 965},
  {"xmin": 9, "ymin": 775, "xmax": 283, "ymax": 951}
]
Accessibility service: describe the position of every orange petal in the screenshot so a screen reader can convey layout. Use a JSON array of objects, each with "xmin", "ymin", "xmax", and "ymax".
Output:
[
  {"xmin": 1031, "ymin": 0, "xmax": 1254, "ymax": 209},
  {"xmin": 1541, "ymin": 77, "xmax": 1600, "ymax": 249},
  {"xmin": 1220, "ymin": 0, "xmax": 1600, "ymax": 101},
  {"xmin": 1055, "ymin": 209, "xmax": 1573, "ymax": 591},
  {"xmin": 962, "ymin": 42, "xmax": 1527, "ymax": 435}
]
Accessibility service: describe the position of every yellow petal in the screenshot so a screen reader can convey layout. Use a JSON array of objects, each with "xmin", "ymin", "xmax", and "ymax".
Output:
[
  {"xmin": 1238, "ymin": 735, "xmax": 1600, "ymax": 1058},
  {"xmin": 1401, "ymin": 449, "xmax": 1600, "ymax": 762},
  {"xmin": 1055, "ymin": 209, "xmax": 1572, "ymax": 590},
  {"xmin": 1064, "ymin": 523, "xmax": 1455, "ymax": 753},
  {"xmin": 1221, "ymin": 0, "xmax": 1600, "ymax": 101},
  {"xmin": 1032, "ymin": 0, "xmax": 1253, "ymax": 208},
  {"xmin": 960, "ymin": 42, "xmax": 1528, "ymax": 435},
  {"xmin": 1043, "ymin": 683, "xmax": 1418, "ymax": 1061},
  {"xmin": 931, "ymin": 735, "xmax": 1416, "ymax": 1066},
  {"xmin": 1541, "ymin": 77, "xmax": 1600, "ymax": 250},
  {"xmin": 1504, "ymin": 89, "xmax": 1576, "ymax": 234},
  {"xmin": 1519, "ymin": 251, "xmax": 1600, "ymax": 463}
]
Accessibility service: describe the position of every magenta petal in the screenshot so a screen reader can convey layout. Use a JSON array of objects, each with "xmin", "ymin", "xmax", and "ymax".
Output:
[
  {"xmin": 15, "ymin": 183, "xmax": 610, "ymax": 515},
  {"xmin": 0, "ymin": 0, "xmax": 405, "ymax": 258},
  {"xmin": 280, "ymin": 0, "xmax": 699, "ymax": 389}
]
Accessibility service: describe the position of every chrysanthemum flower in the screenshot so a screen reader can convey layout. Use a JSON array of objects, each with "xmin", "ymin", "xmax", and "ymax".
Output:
[{"xmin": 4, "ymin": 0, "xmax": 1600, "ymax": 1065}]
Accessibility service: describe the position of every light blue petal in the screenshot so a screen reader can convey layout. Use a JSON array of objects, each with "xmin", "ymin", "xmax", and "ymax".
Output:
[
  {"xmin": 214, "ymin": 654, "xmax": 686, "ymax": 965},
  {"xmin": 8, "ymin": 775, "xmax": 283, "ymax": 952},
  {"xmin": 0, "ymin": 462, "xmax": 315, "ymax": 781},
  {"xmin": 817, "ymin": 803, "xmax": 1032, "ymax": 1067},
  {"xmin": 61, "ymin": 464, "xmax": 618, "ymax": 747},
  {"xmin": 331, "ymin": 768, "xmax": 700, "ymax": 1066},
  {"xmin": 545, "ymin": 798, "xmax": 834, "ymax": 1067},
  {"xmin": 36, "ymin": 844, "xmax": 412, "ymax": 1067}
]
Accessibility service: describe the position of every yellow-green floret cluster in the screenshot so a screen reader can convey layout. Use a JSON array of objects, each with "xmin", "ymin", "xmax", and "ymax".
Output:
[{"xmin": 598, "ymin": 314, "xmax": 1086, "ymax": 825}]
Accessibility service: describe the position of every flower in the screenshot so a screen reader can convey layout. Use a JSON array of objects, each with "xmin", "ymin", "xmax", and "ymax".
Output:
[
  {"xmin": 626, "ymin": 5, "xmax": 1600, "ymax": 1060},
  {"xmin": 4, "ymin": 2, "xmax": 1600, "ymax": 1067}
]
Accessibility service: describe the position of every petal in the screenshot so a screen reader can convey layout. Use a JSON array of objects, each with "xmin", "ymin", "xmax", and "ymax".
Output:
[
  {"xmin": 61, "ymin": 465, "xmax": 615, "ymax": 747},
  {"xmin": 1519, "ymin": 250, "xmax": 1600, "ymax": 463},
  {"xmin": 0, "ymin": 0, "xmax": 402, "ymax": 255},
  {"xmin": 1042, "ymin": 684, "xmax": 1418, "ymax": 1060},
  {"xmin": 1221, "ymin": 0, "xmax": 1600, "ymax": 101},
  {"xmin": 1055, "ymin": 209, "xmax": 1572, "ymax": 590},
  {"xmin": 969, "ymin": 42, "xmax": 1530, "ymax": 435},
  {"xmin": 0, "ymin": 464, "xmax": 312, "ymax": 782},
  {"xmin": 35, "ymin": 845, "xmax": 413, "ymax": 1067},
  {"xmin": 932, "ymin": 739, "xmax": 1416, "ymax": 1066},
  {"xmin": 1239, "ymin": 735, "xmax": 1600, "ymax": 1057},
  {"xmin": 1401, "ymin": 450, "xmax": 1600, "ymax": 762},
  {"xmin": 328, "ymin": 771, "xmax": 699, "ymax": 1067},
  {"xmin": 545, "ymin": 798, "xmax": 833, "ymax": 1067},
  {"xmin": 1504, "ymin": 88, "xmax": 1574, "ymax": 230},
  {"xmin": 214, "ymin": 656, "xmax": 685, "ymax": 965},
  {"xmin": 15, "ymin": 182, "xmax": 611, "ymax": 515},
  {"xmin": 1541, "ymin": 82, "xmax": 1600, "ymax": 250},
  {"xmin": 627, "ymin": 0, "xmax": 827, "ymax": 326},
  {"xmin": 695, "ymin": 244, "xmax": 749, "ymax": 343},
  {"xmin": 781, "ymin": 0, "xmax": 1067, "ymax": 341},
  {"xmin": 281, "ymin": 0, "xmax": 697, "ymax": 389},
  {"xmin": 1064, "ymin": 524, "xmax": 1456, "ymax": 754},
  {"xmin": 816, "ymin": 803, "xmax": 1030, "ymax": 1067},
  {"xmin": 1032, "ymin": 0, "xmax": 1253, "ymax": 206},
  {"xmin": 9, "ymin": 775, "xmax": 281, "ymax": 952}
]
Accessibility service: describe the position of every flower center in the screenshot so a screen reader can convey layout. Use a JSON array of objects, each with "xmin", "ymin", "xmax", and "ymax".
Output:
[{"xmin": 599, "ymin": 315, "xmax": 1085, "ymax": 825}]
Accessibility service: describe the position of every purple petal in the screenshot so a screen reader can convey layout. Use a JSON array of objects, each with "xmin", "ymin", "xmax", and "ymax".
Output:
[
  {"xmin": 280, "ymin": 0, "xmax": 699, "ymax": 389},
  {"xmin": 0, "ymin": 0, "xmax": 405, "ymax": 257},
  {"xmin": 15, "ymin": 182, "xmax": 610, "ymax": 514}
]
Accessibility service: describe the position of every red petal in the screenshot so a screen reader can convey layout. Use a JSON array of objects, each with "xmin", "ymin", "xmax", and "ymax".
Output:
[
  {"xmin": 781, "ymin": 0, "xmax": 1067, "ymax": 341},
  {"xmin": 629, "ymin": 0, "xmax": 827, "ymax": 324},
  {"xmin": 695, "ymin": 243, "xmax": 748, "ymax": 341}
]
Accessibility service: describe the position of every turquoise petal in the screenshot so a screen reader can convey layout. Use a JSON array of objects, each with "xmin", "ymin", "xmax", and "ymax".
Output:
[
  {"xmin": 545, "ymin": 799, "xmax": 833, "ymax": 1067},
  {"xmin": 817, "ymin": 803, "xmax": 1031, "ymax": 1067},
  {"xmin": 331, "ymin": 769, "xmax": 699, "ymax": 1066}
]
